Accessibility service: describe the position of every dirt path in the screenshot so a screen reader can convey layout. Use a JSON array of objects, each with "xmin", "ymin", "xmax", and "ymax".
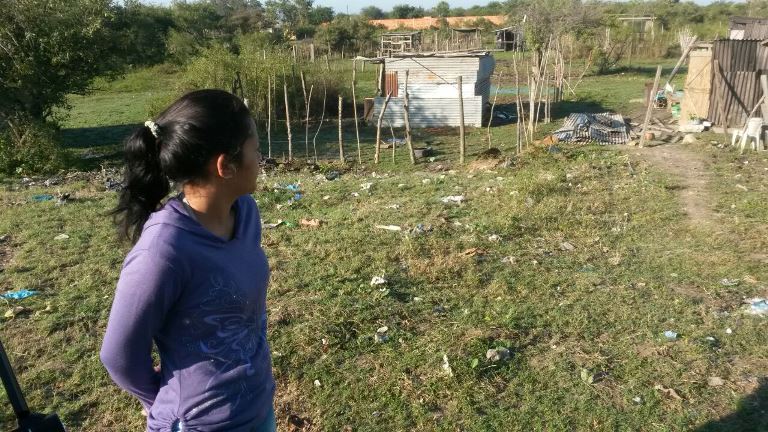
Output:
[{"xmin": 621, "ymin": 143, "xmax": 717, "ymax": 226}]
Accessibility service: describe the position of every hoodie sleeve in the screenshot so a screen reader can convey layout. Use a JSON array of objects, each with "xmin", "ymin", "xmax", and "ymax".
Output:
[{"xmin": 100, "ymin": 248, "xmax": 183, "ymax": 411}]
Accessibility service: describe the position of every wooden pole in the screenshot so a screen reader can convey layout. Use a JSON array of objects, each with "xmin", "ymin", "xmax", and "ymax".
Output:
[
  {"xmin": 352, "ymin": 64, "xmax": 362, "ymax": 164},
  {"xmin": 325, "ymin": 54, "xmax": 330, "ymax": 71},
  {"xmin": 639, "ymin": 65, "xmax": 663, "ymax": 148},
  {"xmin": 310, "ymin": 43, "xmax": 315, "ymax": 62},
  {"xmin": 300, "ymin": 72, "xmax": 309, "ymax": 159},
  {"xmin": 458, "ymin": 75, "xmax": 465, "ymax": 164},
  {"xmin": 267, "ymin": 75, "xmax": 272, "ymax": 159},
  {"xmin": 312, "ymin": 83, "xmax": 327, "ymax": 163},
  {"xmin": 375, "ymin": 92, "xmax": 392, "ymax": 164},
  {"xmin": 487, "ymin": 71, "xmax": 502, "ymax": 148},
  {"xmin": 404, "ymin": 70, "xmax": 415, "ymax": 164},
  {"xmin": 338, "ymin": 95, "xmax": 344, "ymax": 162},
  {"xmin": 305, "ymin": 85, "xmax": 313, "ymax": 161},
  {"xmin": 664, "ymin": 36, "xmax": 699, "ymax": 90},
  {"xmin": 284, "ymin": 82, "xmax": 293, "ymax": 161}
]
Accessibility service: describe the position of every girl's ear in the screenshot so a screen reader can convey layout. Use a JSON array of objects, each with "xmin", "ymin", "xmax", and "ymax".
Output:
[{"xmin": 214, "ymin": 154, "xmax": 237, "ymax": 179}]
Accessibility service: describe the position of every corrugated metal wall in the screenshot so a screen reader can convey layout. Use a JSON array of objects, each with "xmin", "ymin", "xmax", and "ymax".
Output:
[
  {"xmin": 709, "ymin": 40, "xmax": 768, "ymax": 127},
  {"xmin": 372, "ymin": 96, "xmax": 485, "ymax": 127},
  {"xmin": 372, "ymin": 54, "xmax": 495, "ymax": 128}
]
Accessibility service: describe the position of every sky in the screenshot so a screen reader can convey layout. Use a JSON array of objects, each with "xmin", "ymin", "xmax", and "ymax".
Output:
[{"xmin": 144, "ymin": 0, "xmax": 739, "ymax": 14}]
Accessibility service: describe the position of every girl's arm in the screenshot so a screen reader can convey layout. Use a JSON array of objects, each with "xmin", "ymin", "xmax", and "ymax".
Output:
[{"xmin": 100, "ymin": 250, "xmax": 182, "ymax": 412}]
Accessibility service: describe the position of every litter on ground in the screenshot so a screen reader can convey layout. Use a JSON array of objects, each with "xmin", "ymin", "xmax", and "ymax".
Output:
[{"xmin": 1, "ymin": 289, "xmax": 38, "ymax": 300}]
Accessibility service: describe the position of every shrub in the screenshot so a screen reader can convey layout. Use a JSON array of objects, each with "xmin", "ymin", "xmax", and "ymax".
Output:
[{"xmin": 0, "ymin": 118, "xmax": 65, "ymax": 175}]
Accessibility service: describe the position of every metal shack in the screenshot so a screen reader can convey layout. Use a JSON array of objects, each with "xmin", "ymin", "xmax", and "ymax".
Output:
[{"xmin": 370, "ymin": 52, "xmax": 495, "ymax": 128}]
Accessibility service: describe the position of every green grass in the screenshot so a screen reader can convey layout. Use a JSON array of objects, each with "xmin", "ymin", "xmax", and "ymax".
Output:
[{"xmin": 1, "ymin": 58, "xmax": 767, "ymax": 431}]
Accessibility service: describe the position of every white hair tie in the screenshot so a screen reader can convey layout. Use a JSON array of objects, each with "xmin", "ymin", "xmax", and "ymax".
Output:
[{"xmin": 144, "ymin": 120, "xmax": 160, "ymax": 138}]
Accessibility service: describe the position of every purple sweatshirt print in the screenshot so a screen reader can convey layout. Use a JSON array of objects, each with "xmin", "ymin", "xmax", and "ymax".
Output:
[{"xmin": 100, "ymin": 194, "xmax": 274, "ymax": 432}]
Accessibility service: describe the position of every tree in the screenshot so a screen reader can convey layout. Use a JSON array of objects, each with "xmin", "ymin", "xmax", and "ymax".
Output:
[
  {"xmin": 390, "ymin": 5, "xmax": 426, "ymax": 19},
  {"xmin": 109, "ymin": 0, "xmax": 175, "ymax": 67},
  {"xmin": 0, "ymin": 0, "xmax": 119, "ymax": 120},
  {"xmin": 433, "ymin": 1, "xmax": 450, "ymax": 17},
  {"xmin": 309, "ymin": 6, "xmax": 334, "ymax": 25},
  {"xmin": 360, "ymin": 6, "xmax": 386, "ymax": 19},
  {"xmin": 316, "ymin": 16, "xmax": 377, "ymax": 52}
]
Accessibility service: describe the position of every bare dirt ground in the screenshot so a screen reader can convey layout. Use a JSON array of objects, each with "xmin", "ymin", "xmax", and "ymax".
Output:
[{"xmin": 621, "ymin": 143, "xmax": 717, "ymax": 226}]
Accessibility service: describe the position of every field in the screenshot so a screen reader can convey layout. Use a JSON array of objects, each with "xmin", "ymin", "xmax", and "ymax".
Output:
[{"xmin": 1, "ymin": 54, "xmax": 767, "ymax": 431}]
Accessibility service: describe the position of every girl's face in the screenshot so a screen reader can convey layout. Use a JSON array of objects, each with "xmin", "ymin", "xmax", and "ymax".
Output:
[{"xmin": 231, "ymin": 118, "xmax": 261, "ymax": 195}]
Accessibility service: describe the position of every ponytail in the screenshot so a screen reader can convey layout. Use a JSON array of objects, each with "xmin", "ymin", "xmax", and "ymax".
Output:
[
  {"xmin": 110, "ymin": 89, "xmax": 253, "ymax": 244},
  {"xmin": 111, "ymin": 125, "xmax": 170, "ymax": 244}
]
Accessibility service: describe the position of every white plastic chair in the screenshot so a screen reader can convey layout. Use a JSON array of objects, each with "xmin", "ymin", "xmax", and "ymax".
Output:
[{"xmin": 732, "ymin": 117, "xmax": 764, "ymax": 151}]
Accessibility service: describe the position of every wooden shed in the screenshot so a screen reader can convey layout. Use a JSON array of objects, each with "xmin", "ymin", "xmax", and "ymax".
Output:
[
  {"xmin": 495, "ymin": 26, "xmax": 524, "ymax": 51},
  {"xmin": 370, "ymin": 52, "xmax": 495, "ymax": 128}
]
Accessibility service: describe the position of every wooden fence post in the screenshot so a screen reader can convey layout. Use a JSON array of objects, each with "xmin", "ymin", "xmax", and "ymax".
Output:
[
  {"xmin": 404, "ymin": 70, "xmax": 415, "ymax": 164},
  {"xmin": 375, "ymin": 92, "xmax": 392, "ymax": 164},
  {"xmin": 338, "ymin": 95, "xmax": 344, "ymax": 162},
  {"xmin": 267, "ymin": 75, "xmax": 272, "ymax": 159},
  {"xmin": 639, "ymin": 65, "xmax": 663, "ymax": 148},
  {"xmin": 284, "ymin": 82, "xmax": 293, "ymax": 161},
  {"xmin": 352, "ymin": 64, "xmax": 362, "ymax": 164},
  {"xmin": 458, "ymin": 75, "xmax": 465, "ymax": 164}
]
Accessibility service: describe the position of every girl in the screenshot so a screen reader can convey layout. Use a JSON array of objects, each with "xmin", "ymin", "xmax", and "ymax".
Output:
[{"xmin": 100, "ymin": 89, "xmax": 275, "ymax": 432}]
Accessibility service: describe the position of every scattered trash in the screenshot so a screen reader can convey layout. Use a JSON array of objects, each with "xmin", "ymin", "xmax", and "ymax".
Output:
[
  {"xmin": 299, "ymin": 218, "xmax": 324, "ymax": 228},
  {"xmin": 726, "ymin": 328, "xmax": 733, "ymax": 334},
  {"xmin": 313, "ymin": 379, "xmax": 321, "ymax": 387},
  {"xmin": 323, "ymin": 195, "xmax": 330, "ymax": 200},
  {"xmin": 384, "ymin": 204, "xmax": 400, "ymax": 209},
  {"xmin": 360, "ymin": 182, "xmax": 373, "ymax": 191},
  {"xmin": 501, "ymin": 256, "xmax": 516, "ymax": 264},
  {"xmin": 632, "ymin": 396, "xmax": 643, "ymax": 405},
  {"xmin": 43, "ymin": 178, "xmax": 61, "ymax": 187},
  {"xmin": 370, "ymin": 276, "xmax": 387, "ymax": 286},
  {"xmin": 375, "ymin": 225, "xmax": 402, "ymax": 232},
  {"xmin": 351, "ymin": 192, "xmax": 360, "ymax": 197},
  {"xmin": 553, "ymin": 113, "xmax": 630, "ymax": 145},
  {"xmin": 654, "ymin": 383, "xmax": 683, "ymax": 400},
  {"xmin": 664, "ymin": 330, "xmax": 678, "ymax": 340},
  {"xmin": 284, "ymin": 183, "xmax": 301, "ymax": 192},
  {"xmin": 422, "ymin": 179, "xmax": 431, "ymax": 184},
  {"xmin": 375, "ymin": 326, "xmax": 389, "ymax": 343},
  {"xmin": 486, "ymin": 347, "xmax": 511, "ymax": 362},
  {"xmin": 397, "ymin": 183, "xmax": 406, "ymax": 188},
  {"xmin": 413, "ymin": 147, "xmax": 433, "ymax": 158},
  {"xmin": 488, "ymin": 234, "xmax": 501, "ymax": 242},
  {"xmin": 408, "ymin": 224, "xmax": 432, "ymax": 237},
  {"xmin": 736, "ymin": 184, "xmax": 749, "ymax": 192},
  {"xmin": 325, "ymin": 171, "xmax": 340, "ymax": 181},
  {"xmin": 441, "ymin": 195, "xmax": 465, "ymax": 204},
  {"xmin": 386, "ymin": 137, "xmax": 407, "ymax": 146},
  {"xmin": 720, "ymin": 278, "xmax": 740, "ymax": 287},
  {"xmin": 105, "ymin": 178, "xmax": 123, "ymax": 191},
  {"xmin": 745, "ymin": 298, "xmax": 768, "ymax": 316},
  {"xmin": 31, "ymin": 194, "xmax": 54, "ymax": 202},
  {"xmin": 560, "ymin": 242, "xmax": 576, "ymax": 252},
  {"xmin": 54, "ymin": 234, "xmax": 69, "ymax": 241},
  {"xmin": 707, "ymin": 377, "xmax": 725, "ymax": 387},
  {"xmin": 55, "ymin": 193, "xmax": 71, "ymax": 206},
  {"xmin": 1, "ymin": 289, "xmax": 38, "ymax": 300},
  {"xmin": 263, "ymin": 220, "xmax": 284, "ymax": 229},
  {"xmin": 441, "ymin": 354, "xmax": 454, "ymax": 377},
  {"xmin": 4, "ymin": 306, "xmax": 30, "ymax": 319},
  {"xmin": 461, "ymin": 248, "xmax": 486, "ymax": 257}
]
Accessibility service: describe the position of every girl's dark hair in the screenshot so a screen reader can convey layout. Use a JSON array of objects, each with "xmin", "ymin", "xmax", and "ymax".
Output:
[{"xmin": 112, "ymin": 89, "xmax": 253, "ymax": 244}]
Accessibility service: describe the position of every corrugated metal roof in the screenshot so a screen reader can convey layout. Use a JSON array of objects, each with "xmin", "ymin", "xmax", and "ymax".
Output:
[{"xmin": 553, "ymin": 113, "xmax": 629, "ymax": 144}]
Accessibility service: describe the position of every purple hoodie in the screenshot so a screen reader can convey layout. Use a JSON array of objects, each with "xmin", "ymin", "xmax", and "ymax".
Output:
[{"xmin": 100, "ymin": 194, "xmax": 274, "ymax": 432}]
